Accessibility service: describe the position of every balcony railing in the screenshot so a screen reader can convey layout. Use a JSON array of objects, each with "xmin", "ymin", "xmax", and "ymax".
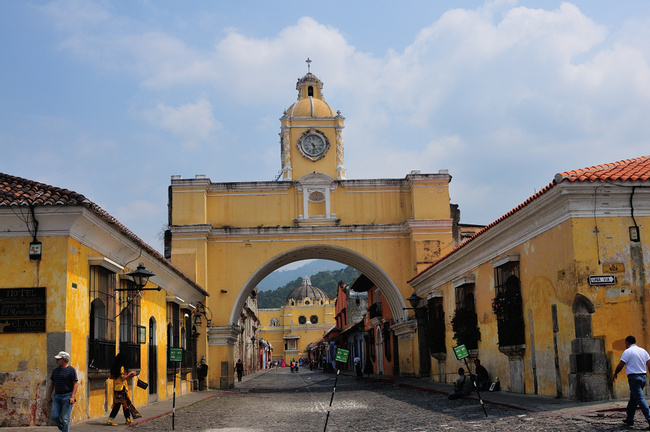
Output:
[{"xmin": 368, "ymin": 303, "xmax": 382, "ymax": 320}]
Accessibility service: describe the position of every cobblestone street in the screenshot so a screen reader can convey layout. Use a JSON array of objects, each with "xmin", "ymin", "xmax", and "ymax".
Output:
[{"xmin": 131, "ymin": 368, "xmax": 634, "ymax": 432}]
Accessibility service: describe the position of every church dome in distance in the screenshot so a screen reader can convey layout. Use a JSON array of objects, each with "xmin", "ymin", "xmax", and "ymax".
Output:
[{"xmin": 286, "ymin": 277, "xmax": 329, "ymax": 304}]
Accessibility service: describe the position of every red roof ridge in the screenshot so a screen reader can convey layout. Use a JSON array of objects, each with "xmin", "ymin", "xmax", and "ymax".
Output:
[{"xmin": 554, "ymin": 155, "xmax": 650, "ymax": 184}]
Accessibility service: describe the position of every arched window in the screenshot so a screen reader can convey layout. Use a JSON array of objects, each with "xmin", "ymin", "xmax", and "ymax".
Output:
[
  {"xmin": 90, "ymin": 298, "xmax": 106, "ymax": 341},
  {"xmin": 308, "ymin": 86, "xmax": 314, "ymax": 97},
  {"xmin": 573, "ymin": 295, "xmax": 594, "ymax": 339},
  {"xmin": 298, "ymin": 316, "xmax": 307, "ymax": 324},
  {"xmin": 270, "ymin": 318, "xmax": 279, "ymax": 327}
]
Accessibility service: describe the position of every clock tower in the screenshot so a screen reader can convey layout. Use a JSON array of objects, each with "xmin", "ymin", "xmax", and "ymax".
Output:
[{"xmin": 280, "ymin": 61, "xmax": 345, "ymax": 181}]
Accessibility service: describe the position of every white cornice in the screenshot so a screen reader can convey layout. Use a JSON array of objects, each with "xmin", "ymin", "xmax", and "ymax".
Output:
[
  {"xmin": 405, "ymin": 219, "xmax": 453, "ymax": 232},
  {"xmin": 88, "ymin": 257, "xmax": 124, "ymax": 273}
]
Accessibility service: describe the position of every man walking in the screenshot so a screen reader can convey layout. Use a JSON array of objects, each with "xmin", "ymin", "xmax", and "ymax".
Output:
[
  {"xmin": 613, "ymin": 336, "xmax": 650, "ymax": 428},
  {"xmin": 47, "ymin": 351, "xmax": 79, "ymax": 432}
]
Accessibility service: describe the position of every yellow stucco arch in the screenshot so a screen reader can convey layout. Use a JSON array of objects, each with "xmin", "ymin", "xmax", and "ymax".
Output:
[
  {"xmin": 168, "ymin": 69, "xmax": 454, "ymax": 388},
  {"xmin": 230, "ymin": 244, "xmax": 409, "ymax": 326}
]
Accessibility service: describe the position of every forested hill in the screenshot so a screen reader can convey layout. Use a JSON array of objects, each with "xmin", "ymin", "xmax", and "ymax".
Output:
[{"xmin": 257, "ymin": 267, "xmax": 360, "ymax": 309}]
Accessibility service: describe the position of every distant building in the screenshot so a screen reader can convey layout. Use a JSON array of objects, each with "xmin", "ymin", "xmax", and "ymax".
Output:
[
  {"xmin": 258, "ymin": 277, "xmax": 334, "ymax": 366},
  {"xmin": 334, "ymin": 279, "xmax": 368, "ymax": 370},
  {"xmin": 234, "ymin": 289, "xmax": 260, "ymax": 375}
]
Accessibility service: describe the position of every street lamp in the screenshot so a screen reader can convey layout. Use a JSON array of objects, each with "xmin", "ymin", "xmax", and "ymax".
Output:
[
  {"xmin": 404, "ymin": 292, "xmax": 424, "ymax": 310},
  {"xmin": 192, "ymin": 301, "xmax": 212, "ymax": 327},
  {"xmin": 117, "ymin": 263, "xmax": 160, "ymax": 292}
]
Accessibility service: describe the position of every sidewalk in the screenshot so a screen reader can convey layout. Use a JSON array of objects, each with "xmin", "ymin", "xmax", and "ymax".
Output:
[
  {"xmin": 2, "ymin": 368, "xmax": 271, "ymax": 432},
  {"xmin": 338, "ymin": 369, "xmax": 629, "ymax": 418}
]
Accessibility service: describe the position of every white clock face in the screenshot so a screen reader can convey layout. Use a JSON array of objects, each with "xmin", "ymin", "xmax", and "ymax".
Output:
[{"xmin": 302, "ymin": 134, "xmax": 326, "ymax": 156}]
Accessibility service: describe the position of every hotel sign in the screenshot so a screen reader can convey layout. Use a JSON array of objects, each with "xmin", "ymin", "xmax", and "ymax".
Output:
[{"xmin": 0, "ymin": 288, "xmax": 46, "ymax": 333}]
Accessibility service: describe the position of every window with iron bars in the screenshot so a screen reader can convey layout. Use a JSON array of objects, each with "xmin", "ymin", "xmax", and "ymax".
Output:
[
  {"xmin": 181, "ymin": 311, "xmax": 194, "ymax": 372},
  {"xmin": 89, "ymin": 266, "xmax": 117, "ymax": 371},
  {"xmin": 427, "ymin": 297, "xmax": 446, "ymax": 354},
  {"xmin": 118, "ymin": 279, "xmax": 141, "ymax": 370},
  {"xmin": 493, "ymin": 261, "xmax": 525, "ymax": 347},
  {"xmin": 451, "ymin": 283, "xmax": 480, "ymax": 350}
]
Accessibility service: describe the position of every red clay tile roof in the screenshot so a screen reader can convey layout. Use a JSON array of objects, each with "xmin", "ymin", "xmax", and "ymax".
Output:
[
  {"xmin": 409, "ymin": 155, "xmax": 650, "ymax": 283},
  {"xmin": 0, "ymin": 173, "xmax": 89, "ymax": 206},
  {"xmin": 554, "ymin": 155, "xmax": 650, "ymax": 183},
  {"xmin": 0, "ymin": 172, "xmax": 208, "ymax": 297}
]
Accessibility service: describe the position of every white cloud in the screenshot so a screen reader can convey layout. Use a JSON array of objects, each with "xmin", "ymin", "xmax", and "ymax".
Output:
[{"xmin": 141, "ymin": 98, "xmax": 221, "ymax": 147}]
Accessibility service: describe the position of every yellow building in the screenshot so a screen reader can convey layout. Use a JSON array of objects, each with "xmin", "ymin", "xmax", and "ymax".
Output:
[
  {"xmin": 168, "ymin": 66, "xmax": 457, "ymax": 387},
  {"xmin": 258, "ymin": 277, "xmax": 335, "ymax": 365},
  {"xmin": 409, "ymin": 156, "xmax": 650, "ymax": 401},
  {"xmin": 0, "ymin": 173, "xmax": 207, "ymax": 427}
]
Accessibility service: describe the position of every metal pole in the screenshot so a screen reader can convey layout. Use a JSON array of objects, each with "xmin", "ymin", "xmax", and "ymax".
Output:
[
  {"xmin": 464, "ymin": 357, "xmax": 488, "ymax": 417},
  {"xmin": 172, "ymin": 361, "xmax": 177, "ymax": 430},
  {"xmin": 323, "ymin": 368, "xmax": 340, "ymax": 431}
]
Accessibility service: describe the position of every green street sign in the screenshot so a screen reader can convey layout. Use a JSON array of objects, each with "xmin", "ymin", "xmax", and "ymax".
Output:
[
  {"xmin": 169, "ymin": 348, "xmax": 183, "ymax": 362},
  {"xmin": 453, "ymin": 344, "xmax": 469, "ymax": 360},
  {"xmin": 335, "ymin": 348, "xmax": 350, "ymax": 363}
]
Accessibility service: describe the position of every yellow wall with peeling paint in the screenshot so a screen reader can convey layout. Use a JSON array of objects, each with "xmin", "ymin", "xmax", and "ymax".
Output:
[
  {"xmin": 0, "ymin": 233, "xmax": 199, "ymax": 426},
  {"xmin": 417, "ymin": 203, "xmax": 649, "ymax": 400}
]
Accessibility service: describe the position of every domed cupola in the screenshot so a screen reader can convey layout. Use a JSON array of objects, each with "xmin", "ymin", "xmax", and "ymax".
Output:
[
  {"xmin": 279, "ymin": 59, "xmax": 345, "ymax": 181},
  {"xmin": 286, "ymin": 276, "xmax": 329, "ymax": 306}
]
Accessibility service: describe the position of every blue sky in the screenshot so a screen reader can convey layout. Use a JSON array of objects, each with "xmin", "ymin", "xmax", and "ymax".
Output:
[{"xmin": 2, "ymin": 1, "xmax": 649, "ymax": 253}]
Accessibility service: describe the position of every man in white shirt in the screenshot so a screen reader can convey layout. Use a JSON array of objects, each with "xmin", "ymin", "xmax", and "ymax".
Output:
[{"xmin": 614, "ymin": 335, "xmax": 650, "ymax": 428}]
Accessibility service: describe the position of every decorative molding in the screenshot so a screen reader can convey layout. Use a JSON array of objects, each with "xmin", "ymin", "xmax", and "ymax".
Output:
[
  {"xmin": 392, "ymin": 320, "xmax": 416, "ymax": 342},
  {"xmin": 88, "ymin": 256, "xmax": 124, "ymax": 273},
  {"xmin": 207, "ymin": 325, "xmax": 240, "ymax": 346},
  {"xmin": 452, "ymin": 274, "xmax": 476, "ymax": 288},
  {"xmin": 491, "ymin": 254, "xmax": 520, "ymax": 269}
]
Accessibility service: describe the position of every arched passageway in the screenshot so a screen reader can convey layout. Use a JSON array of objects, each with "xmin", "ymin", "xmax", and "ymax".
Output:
[{"xmin": 230, "ymin": 245, "xmax": 408, "ymax": 326}]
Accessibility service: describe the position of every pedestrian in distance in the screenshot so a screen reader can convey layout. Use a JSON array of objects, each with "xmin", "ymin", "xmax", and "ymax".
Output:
[
  {"xmin": 47, "ymin": 351, "xmax": 79, "ymax": 432},
  {"xmin": 235, "ymin": 359, "xmax": 244, "ymax": 382},
  {"xmin": 107, "ymin": 353, "xmax": 139, "ymax": 426},
  {"xmin": 448, "ymin": 368, "xmax": 473, "ymax": 400},
  {"xmin": 354, "ymin": 356, "xmax": 363, "ymax": 378},
  {"xmin": 197, "ymin": 358, "xmax": 208, "ymax": 390},
  {"xmin": 613, "ymin": 335, "xmax": 650, "ymax": 429}
]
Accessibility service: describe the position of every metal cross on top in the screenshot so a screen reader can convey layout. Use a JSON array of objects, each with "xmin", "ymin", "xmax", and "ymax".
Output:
[{"xmin": 306, "ymin": 57, "xmax": 312, "ymax": 72}]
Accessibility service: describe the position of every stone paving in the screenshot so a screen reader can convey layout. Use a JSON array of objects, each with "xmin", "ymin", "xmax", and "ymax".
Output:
[{"xmin": 130, "ymin": 368, "xmax": 638, "ymax": 432}]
